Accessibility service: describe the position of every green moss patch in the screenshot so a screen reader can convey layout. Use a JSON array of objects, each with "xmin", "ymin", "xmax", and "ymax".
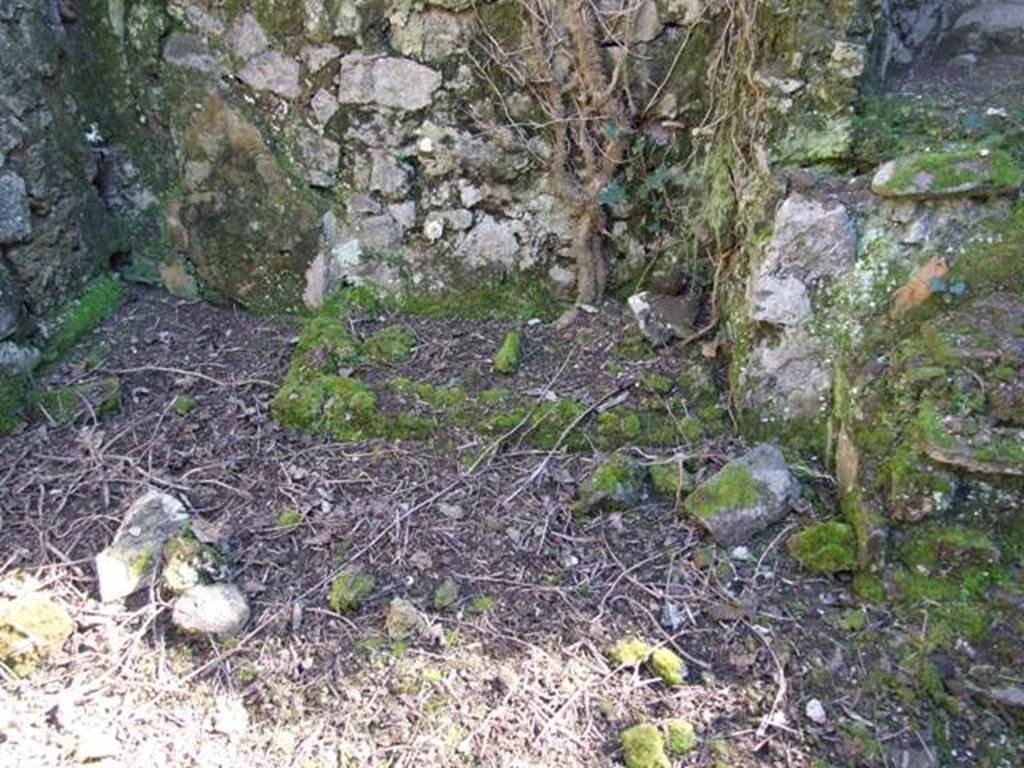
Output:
[
  {"xmin": 666, "ymin": 720, "xmax": 698, "ymax": 755},
  {"xmin": 41, "ymin": 274, "xmax": 124, "ymax": 364},
  {"xmin": 620, "ymin": 723, "xmax": 669, "ymax": 768},
  {"xmin": 650, "ymin": 459, "xmax": 692, "ymax": 501},
  {"xmin": 493, "ymin": 331, "xmax": 522, "ymax": 375},
  {"xmin": 271, "ymin": 373, "xmax": 379, "ymax": 441},
  {"xmin": 649, "ymin": 647, "xmax": 686, "ymax": 686},
  {"xmin": 32, "ymin": 377, "xmax": 122, "ymax": 425},
  {"xmin": 606, "ymin": 636, "xmax": 651, "ymax": 667},
  {"xmin": 327, "ymin": 568, "xmax": 375, "ymax": 614},
  {"xmin": 683, "ymin": 464, "xmax": 759, "ymax": 519},
  {"xmin": 0, "ymin": 591, "xmax": 75, "ymax": 677},
  {"xmin": 171, "ymin": 394, "xmax": 198, "ymax": 416},
  {"xmin": 364, "ymin": 325, "xmax": 417, "ymax": 365},
  {"xmin": 787, "ymin": 521, "xmax": 858, "ymax": 574},
  {"xmin": 0, "ymin": 374, "xmax": 29, "ymax": 436},
  {"xmin": 395, "ymin": 277, "xmax": 560, "ymax": 321}
]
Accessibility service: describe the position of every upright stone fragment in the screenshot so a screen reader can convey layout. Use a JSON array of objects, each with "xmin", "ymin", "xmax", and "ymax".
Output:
[
  {"xmin": 684, "ymin": 444, "xmax": 799, "ymax": 546},
  {"xmin": 0, "ymin": 171, "xmax": 31, "ymax": 244},
  {"xmin": 749, "ymin": 194, "xmax": 856, "ymax": 328},
  {"xmin": 94, "ymin": 491, "xmax": 188, "ymax": 602}
]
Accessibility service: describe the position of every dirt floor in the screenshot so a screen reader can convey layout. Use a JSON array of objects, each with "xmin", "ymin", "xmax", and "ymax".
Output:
[{"xmin": 0, "ymin": 287, "xmax": 1020, "ymax": 767}]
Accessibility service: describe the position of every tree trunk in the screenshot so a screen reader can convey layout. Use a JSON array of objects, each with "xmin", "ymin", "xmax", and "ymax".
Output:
[{"xmin": 571, "ymin": 205, "xmax": 606, "ymax": 306}]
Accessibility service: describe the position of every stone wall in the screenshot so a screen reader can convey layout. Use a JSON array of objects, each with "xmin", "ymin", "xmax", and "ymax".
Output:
[
  {"xmin": 729, "ymin": 0, "xmax": 1024, "ymax": 568},
  {"xmin": 0, "ymin": 1, "xmax": 125, "ymax": 354},
  {"xmin": 4, "ymin": 0, "xmax": 877, "ymax": 321}
]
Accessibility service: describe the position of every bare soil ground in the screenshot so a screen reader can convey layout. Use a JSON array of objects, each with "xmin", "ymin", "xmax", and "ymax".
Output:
[{"xmin": 0, "ymin": 287, "xmax": 1019, "ymax": 767}]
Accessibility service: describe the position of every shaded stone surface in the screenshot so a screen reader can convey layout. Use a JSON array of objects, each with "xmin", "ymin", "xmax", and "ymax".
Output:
[
  {"xmin": 162, "ymin": 32, "xmax": 222, "ymax": 73},
  {"xmin": 628, "ymin": 292, "xmax": 699, "ymax": 346},
  {"xmin": 181, "ymin": 94, "xmax": 319, "ymax": 311},
  {"xmin": 0, "ymin": 258, "xmax": 24, "ymax": 338},
  {"xmin": 0, "ymin": 171, "xmax": 31, "ymax": 245}
]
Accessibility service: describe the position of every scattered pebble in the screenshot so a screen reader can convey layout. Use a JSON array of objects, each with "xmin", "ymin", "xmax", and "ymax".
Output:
[
  {"xmin": 172, "ymin": 583, "xmax": 250, "ymax": 637},
  {"xmin": 805, "ymin": 698, "xmax": 827, "ymax": 725},
  {"xmin": 730, "ymin": 546, "xmax": 752, "ymax": 561},
  {"xmin": 74, "ymin": 731, "xmax": 120, "ymax": 763}
]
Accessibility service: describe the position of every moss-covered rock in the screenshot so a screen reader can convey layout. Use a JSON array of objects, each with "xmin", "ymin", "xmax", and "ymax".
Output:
[
  {"xmin": 787, "ymin": 521, "xmax": 858, "ymax": 574},
  {"xmin": 620, "ymin": 723, "xmax": 670, "ymax": 768},
  {"xmin": 685, "ymin": 464, "xmax": 759, "ymax": 519},
  {"xmin": 871, "ymin": 149, "xmax": 1024, "ymax": 200},
  {"xmin": 683, "ymin": 445, "xmax": 798, "ymax": 546},
  {"xmin": 162, "ymin": 530, "xmax": 225, "ymax": 594},
  {"xmin": 581, "ymin": 452, "xmax": 649, "ymax": 511},
  {"xmin": 327, "ymin": 568, "xmax": 375, "ymax": 613},
  {"xmin": 182, "ymin": 94, "xmax": 319, "ymax": 313},
  {"xmin": 385, "ymin": 597, "xmax": 429, "ymax": 641},
  {"xmin": 493, "ymin": 331, "xmax": 522, "ymax": 375},
  {"xmin": 0, "ymin": 590, "xmax": 74, "ymax": 677}
]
